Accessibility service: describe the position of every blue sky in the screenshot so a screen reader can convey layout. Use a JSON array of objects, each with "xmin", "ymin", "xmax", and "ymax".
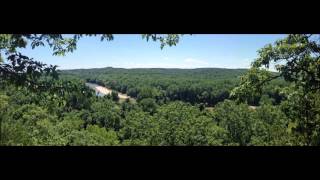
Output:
[{"xmin": 17, "ymin": 34, "xmax": 286, "ymax": 70}]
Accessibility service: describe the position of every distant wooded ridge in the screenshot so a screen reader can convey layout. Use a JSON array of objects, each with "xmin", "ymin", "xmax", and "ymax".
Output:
[
  {"xmin": 60, "ymin": 67, "xmax": 284, "ymax": 107},
  {"xmin": 60, "ymin": 67, "xmax": 249, "ymax": 71}
]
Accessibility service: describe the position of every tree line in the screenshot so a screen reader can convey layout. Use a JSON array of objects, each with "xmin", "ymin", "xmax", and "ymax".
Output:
[{"xmin": 64, "ymin": 67, "xmax": 287, "ymax": 107}]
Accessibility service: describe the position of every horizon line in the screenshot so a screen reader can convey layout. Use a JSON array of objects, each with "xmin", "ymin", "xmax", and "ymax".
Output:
[{"xmin": 59, "ymin": 66, "xmax": 251, "ymax": 71}]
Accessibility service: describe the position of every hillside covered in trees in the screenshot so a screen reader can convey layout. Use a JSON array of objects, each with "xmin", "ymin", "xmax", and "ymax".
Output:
[
  {"xmin": 0, "ymin": 67, "xmax": 295, "ymax": 145},
  {"xmin": 63, "ymin": 67, "xmax": 286, "ymax": 107}
]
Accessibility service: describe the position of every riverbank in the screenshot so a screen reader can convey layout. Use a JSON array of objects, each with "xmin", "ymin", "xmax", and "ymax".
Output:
[{"xmin": 85, "ymin": 82, "xmax": 135, "ymax": 102}]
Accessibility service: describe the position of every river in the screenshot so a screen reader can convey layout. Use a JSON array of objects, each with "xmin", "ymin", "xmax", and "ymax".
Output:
[{"xmin": 85, "ymin": 82, "xmax": 134, "ymax": 100}]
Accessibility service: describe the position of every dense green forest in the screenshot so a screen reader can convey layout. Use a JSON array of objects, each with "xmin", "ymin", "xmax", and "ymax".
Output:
[
  {"xmin": 0, "ymin": 77, "xmax": 295, "ymax": 145},
  {"xmin": 0, "ymin": 68, "xmax": 297, "ymax": 146},
  {"xmin": 1, "ymin": 34, "xmax": 320, "ymax": 146},
  {"xmin": 63, "ymin": 67, "xmax": 287, "ymax": 107}
]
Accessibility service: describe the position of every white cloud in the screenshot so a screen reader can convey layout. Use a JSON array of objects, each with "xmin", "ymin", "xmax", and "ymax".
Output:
[
  {"xmin": 183, "ymin": 58, "xmax": 209, "ymax": 66},
  {"xmin": 239, "ymin": 58, "xmax": 253, "ymax": 68},
  {"xmin": 119, "ymin": 62, "xmax": 183, "ymax": 69},
  {"xmin": 111, "ymin": 58, "xmax": 214, "ymax": 69}
]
